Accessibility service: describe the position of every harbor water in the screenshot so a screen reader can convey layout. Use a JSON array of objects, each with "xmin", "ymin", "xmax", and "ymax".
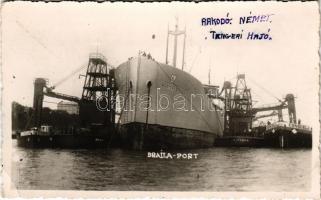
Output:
[{"xmin": 11, "ymin": 140, "xmax": 311, "ymax": 191}]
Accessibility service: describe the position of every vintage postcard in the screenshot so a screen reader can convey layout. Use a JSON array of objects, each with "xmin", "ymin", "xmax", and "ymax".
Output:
[{"xmin": 1, "ymin": 1, "xmax": 320, "ymax": 198}]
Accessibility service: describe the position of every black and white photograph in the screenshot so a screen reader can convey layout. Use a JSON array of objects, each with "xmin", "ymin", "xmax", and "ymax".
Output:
[{"xmin": 1, "ymin": 1, "xmax": 320, "ymax": 198}]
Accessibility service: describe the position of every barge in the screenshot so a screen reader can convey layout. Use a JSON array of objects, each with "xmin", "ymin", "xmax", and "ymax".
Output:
[
  {"xmin": 17, "ymin": 125, "xmax": 111, "ymax": 148},
  {"xmin": 263, "ymin": 122, "xmax": 312, "ymax": 148}
]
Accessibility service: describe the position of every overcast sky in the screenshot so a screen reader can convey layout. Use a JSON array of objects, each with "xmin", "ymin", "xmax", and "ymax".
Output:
[{"xmin": 2, "ymin": 1, "xmax": 319, "ymax": 126}]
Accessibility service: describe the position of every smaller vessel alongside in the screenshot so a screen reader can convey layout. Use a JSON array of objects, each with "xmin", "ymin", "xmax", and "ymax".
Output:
[
  {"xmin": 263, "ymin": 122, "xmax": 312, "ymax": 148},
  {"xmin": 17, "ymin": 125, "xmax": 109, "ymax": 148}
]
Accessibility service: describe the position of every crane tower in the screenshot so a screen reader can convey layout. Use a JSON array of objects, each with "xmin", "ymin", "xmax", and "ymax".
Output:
[{"xmin": 79, "ymin": 53, "xmax": 116, "ymax": 127}]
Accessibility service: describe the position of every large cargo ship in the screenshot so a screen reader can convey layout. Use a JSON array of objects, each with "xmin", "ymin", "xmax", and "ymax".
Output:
[{"xmin": 115, "ymin": 55, "xmax": 224, "ymax": 150}]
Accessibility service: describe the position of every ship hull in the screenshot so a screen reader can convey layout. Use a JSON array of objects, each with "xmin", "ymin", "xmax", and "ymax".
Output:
[
  {"xmin": 264, "ymin": 130, "xmax": 312, "ymax": 148},
  {"xmin": 213, "ymin": 126, "xmax": 312, "ymax": 148},
  {"xmin": 119, "ymin": 122, "xmax": 215, "ymax": 150},
  {"xmin": 214, "ymin": 136, "xmax": 265, "ymax": 147}
]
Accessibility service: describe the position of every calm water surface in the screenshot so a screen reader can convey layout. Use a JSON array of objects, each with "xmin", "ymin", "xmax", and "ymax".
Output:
[{"xmin": 12, "ymin": 141, "xmax": 311, "ymax": 191}]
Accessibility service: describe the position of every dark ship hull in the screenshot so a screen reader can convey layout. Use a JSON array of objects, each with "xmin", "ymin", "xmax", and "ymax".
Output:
[
  {"xmin": 119, "ymin": 123, "xmax": 216, "ymax": 150},
  {"xmin": 263, "ymin": 123, "xmax": 312, "ymax": 148},
  {"xmin": 214, "ymin": 136, "xmax": 265, "ymax": 147},
  {"xmin": 214, "ymin": 123, "xmax": 312, "ymax": 148},
  {"xmin": 16, "ymin": 126, "xmax": 115, "ymax": 149}
]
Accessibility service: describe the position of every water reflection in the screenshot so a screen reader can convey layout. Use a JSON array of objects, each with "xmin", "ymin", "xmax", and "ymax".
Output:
[{"xmin": 12, "ymin": 141, "xmax": 311, "ymax": 191}]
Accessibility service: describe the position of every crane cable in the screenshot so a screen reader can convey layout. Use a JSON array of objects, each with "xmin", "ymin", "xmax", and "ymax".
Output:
[
  {"xmin": 51, "ymin": 63, "xmax": 88, "ymax": 89},
  {"xmin": 52, "ymin": 60, "xmax": 115, "ymax": 90},
  {"xmin": 247, "ymin": 76, "xmax": 283, "ymax": 103}
]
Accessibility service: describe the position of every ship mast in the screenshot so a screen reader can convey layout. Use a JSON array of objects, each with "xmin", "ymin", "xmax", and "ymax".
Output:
[
  {"xmin": 165, "ymin": 23, "xmax": 169, "ymax": 65},
  {"xmin": 172, "ymin": 20, "xmax": 178, "ymax": 68},
  {"xmin": 208, "ymin": 62, "xmax": 211, "ymax": 85},
  {"xmin": 165, "ymin": 18, "xmax": 186, "ymax": 69},
  {"xmin": 182, "ymin": 26, "xmax": 186, "ymax": 70}
]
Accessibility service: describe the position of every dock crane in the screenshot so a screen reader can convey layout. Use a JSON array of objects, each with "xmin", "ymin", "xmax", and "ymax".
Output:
[
  {"xmin": 218, "ymin": 74, "xmax": 297, "ymax": 136},
  {"xmin": 32, "ymin": 53, "xmax": 116, "ymax": 129}
]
